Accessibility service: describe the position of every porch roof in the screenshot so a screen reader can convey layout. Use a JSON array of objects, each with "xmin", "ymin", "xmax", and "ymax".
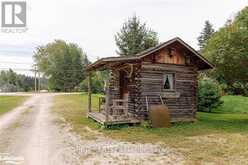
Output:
[
  {"xmin": 86, "ymin": 56, "xmax": 140, "ymax": 71},
  {"xmin": 86, "ymin": 37, "xmax": 214, "ymax": 71}
]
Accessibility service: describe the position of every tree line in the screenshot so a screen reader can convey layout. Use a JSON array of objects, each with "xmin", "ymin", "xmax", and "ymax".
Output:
[{"xmin": 0, "ymin": 69, "xmax": 47, "ymax": 92}]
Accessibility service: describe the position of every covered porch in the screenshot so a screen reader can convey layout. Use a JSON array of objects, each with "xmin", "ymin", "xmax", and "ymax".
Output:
[
  {"xmin": 88, "ymin": 111, "xmax": 140, "ymax": 125},
  {"xmin": 87, "ymin": 97, "xmax": 140, "ymax": 125},
  {"xmin": 86, "ymin": 57, "xmax": 141, "ymax": 125}
]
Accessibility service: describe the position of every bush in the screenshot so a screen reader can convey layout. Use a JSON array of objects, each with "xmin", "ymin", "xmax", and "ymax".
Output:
[
  {"xmin": 229, "ymin": 82, "xmax": 248, "ymax": 96},
  {"xmin": 198, "ymin": 78, "xmax": 223, "ymax": 112},
  {"xmin": 218, "ymin": 82, "xmax": 248, "ymax": 96}
]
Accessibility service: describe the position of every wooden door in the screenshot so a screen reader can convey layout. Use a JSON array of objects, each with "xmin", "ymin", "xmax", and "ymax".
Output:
[{"xmin": 119, "ymin": 71, "xmax": 129, "ymax": 100}]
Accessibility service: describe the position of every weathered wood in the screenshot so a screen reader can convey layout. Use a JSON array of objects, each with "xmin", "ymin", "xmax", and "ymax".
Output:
[
  {"xmin": 86, "ymin": 38, "xmax": 213, "ymax": 125},
  {"xmin": 111, "ymin": 99, "xmax": 128, "ymax": 118},
  {"xmin": 99, "ymin": 96, "xmax": 106, "ymax": 113},
  {"xmin": 105, "ymin": 78, "xmax": 110, "ymax": 122},
  {"xmin": 87, "ymin": 73, "xmax": 92, "ymax": 116},
  {"xmin": 88, "ymin": 112, "xmax": 140, "ymax": 125},
  {"xmin": 136, "ymin": 63, "xmax": 197, "ymax": 121},
  {"xmin": 154, "ymin": 48, "xmax": 185, "ymax": 65},
  {"xmin": 145, "ymin": 96, "xmax": 149, "ymax": 111}
]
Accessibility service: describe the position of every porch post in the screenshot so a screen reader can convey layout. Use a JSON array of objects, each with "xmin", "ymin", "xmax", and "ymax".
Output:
[
  {"xmin": 87, "ymin": 73, "xmax": 92, "ymax": 117},
  {"xmin": 105, "ymin": 78, "xmax": 110, "ymax": 122}
]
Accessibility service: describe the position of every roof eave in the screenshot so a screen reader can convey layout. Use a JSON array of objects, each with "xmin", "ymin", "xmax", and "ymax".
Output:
[{"xmin": 86, "ymin": 56, "xmax": 140, "ymax": 71}]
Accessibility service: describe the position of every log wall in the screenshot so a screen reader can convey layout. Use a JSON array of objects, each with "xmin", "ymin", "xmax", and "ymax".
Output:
[
  {"xmin": 108, "ymin": 68, "xmax": 138, "ymax": 117},
  {"xmin": 136, "ymin": 63, "xmax": 198, "ymax": 121},
  {"xmin": 108, "ymin": 63, "xmax": 198, "ymax": 122},
  {"xmin": 108, "ymin": 71, "xmax": 120, "ymax": 114}
]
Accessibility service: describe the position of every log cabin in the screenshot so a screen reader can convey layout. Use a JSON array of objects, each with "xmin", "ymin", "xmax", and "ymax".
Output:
[{"xmin": 86, "ymin": 37, "xmax": 213, "ymax": 125}]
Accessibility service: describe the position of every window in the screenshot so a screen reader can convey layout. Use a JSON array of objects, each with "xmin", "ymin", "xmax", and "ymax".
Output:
[{"xmin": 163, "ymin": 73, "xmax": 174, "ymax": 90}]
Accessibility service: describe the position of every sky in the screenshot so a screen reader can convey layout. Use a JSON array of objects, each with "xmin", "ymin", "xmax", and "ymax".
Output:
[{"xmin": 0, "ymin": 0, "xmax": 247, "ymax": 76}]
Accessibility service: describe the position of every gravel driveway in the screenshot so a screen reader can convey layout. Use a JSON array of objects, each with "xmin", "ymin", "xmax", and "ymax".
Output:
[{"xmin": 0, "ymin": 93, "xmax": 183, "ymax": 165}]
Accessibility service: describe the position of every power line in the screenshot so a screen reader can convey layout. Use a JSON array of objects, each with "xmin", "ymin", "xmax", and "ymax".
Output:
[
  {"xmin": 0, "ymin": 61, "xmax": 34, "ymax": 65},
  {"xmin": 0, "ymin": 67, "xmax": 34, "ymax": 71},
  {"xmin": 0, "ymin": 67, "xmax": 87, "ymax": 72}
]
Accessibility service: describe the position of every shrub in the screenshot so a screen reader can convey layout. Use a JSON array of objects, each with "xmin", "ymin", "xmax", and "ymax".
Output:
[
  {"xmin": 229, "ymin": 82, "xmax": 248, "ymax": 96},
  {"xmin": 198, "ymin": 78, "xmax": 223, "ymax": 112},
  {"xmin": 79, "ymin": 71, "xmax": 107, "ymax": 94}
]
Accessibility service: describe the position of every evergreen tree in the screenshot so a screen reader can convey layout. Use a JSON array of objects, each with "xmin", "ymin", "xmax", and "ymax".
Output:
[
  {"xmin": 198, "ymin": 77, "xmax": 223, "ymax": 112},
  {"xmin": 198, "ymin": 20, "xmax": 215, "ymax": 51},
  {"xmin": 115, "ymin": 15, "xmax": 159, "ymax": 56}
]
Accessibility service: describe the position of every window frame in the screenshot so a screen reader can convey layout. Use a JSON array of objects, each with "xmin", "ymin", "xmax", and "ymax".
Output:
[{"xmin": 162, "ymin": 73, "xmax": 175, "ymax": 91}]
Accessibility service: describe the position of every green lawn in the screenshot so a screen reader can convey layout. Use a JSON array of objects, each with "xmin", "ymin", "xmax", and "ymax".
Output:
[
  {"xmin": 0, "ymin": 96, "xmax": 28, "ymax": 116},
  {"xmin": 214, "ymin": 95, "xmax": 248, "ymax": 114},
  {"xmin": 53, "ymin": 94, "xmax": 248, "ymax": 164}
]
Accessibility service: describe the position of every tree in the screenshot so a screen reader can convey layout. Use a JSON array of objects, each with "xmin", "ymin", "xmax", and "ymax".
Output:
[
  {"xmin": 197, "ymin": 20, "xmax": 215, "ymax": 51},
  {"xmin": 198, "ymin": 77, "xmax": 223, "ymax": 112},
  {"xmin": 80, "ymin": 71, "xmax": 108, "ymax": 93},
  {"xmin": 33, "ymin": 40, "xmax": 89, "ymax": 92},
  {"xmin": 203, "ymin": 7, "xmax": 248, "ymax": 95},
  {"xmin": 0, "ymin": 69, "xmax": 39, "ymax": 92},
  {"xmin": 115, "ymin": 15, "xmax": 159, "ymax": 56}
]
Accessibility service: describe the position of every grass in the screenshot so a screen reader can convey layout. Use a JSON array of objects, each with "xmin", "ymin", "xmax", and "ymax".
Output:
[
  {"xmin": 214, "ymin": 95, "xmax": 248, "ymax": 114},
  {"xmin": 53, "ymin": 94, "xmax": 248, "ymax": 164},
  {"xmin": 53, "ymin": 93, "xmax": 102, "ymax": 139},
  {"xmin": 0, "ymin": 96, "xmax": 28, "ymax": 116}
]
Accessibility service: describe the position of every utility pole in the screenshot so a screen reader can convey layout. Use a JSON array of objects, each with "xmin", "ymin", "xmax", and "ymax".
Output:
[
  {"xmin": 34, "ymin": 65, "xmax": 37, "ymax": 93},
  {"xmin": 38, "ymin": 71, "xmax": 41, "ymax": 92}
]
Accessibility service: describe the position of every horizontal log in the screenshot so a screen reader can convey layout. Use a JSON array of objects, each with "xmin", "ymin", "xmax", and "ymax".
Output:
[{"xmin": 142, "ymin": 64, "xmax": 196, "ymax": 73}]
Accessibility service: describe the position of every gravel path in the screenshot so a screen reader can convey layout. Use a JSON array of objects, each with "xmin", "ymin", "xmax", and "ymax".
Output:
[
  {"xmin": 0, "ymin": 93, "xmax": 184, "ymax": 165},
  {"xmin": 0, "ymin": 94, "xmax": 77, "ymax": 165}
]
